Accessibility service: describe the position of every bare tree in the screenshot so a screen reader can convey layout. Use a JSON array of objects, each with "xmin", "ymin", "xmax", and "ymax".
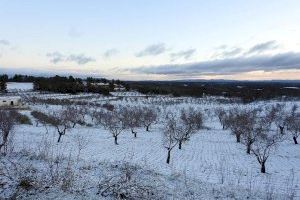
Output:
[
  {"xmin": 101, "ymin": 109, "xmax": 126, "ymax": 145},
  {"xmin": 272, "ymin": 104, "xmax": 287, "ymax": 134},
  {"xmin": 227, "ymin": 108, "xmax": 244, "ymax": 143},
  {"xmin": 48, "ymin": 109, "xmax": 73, "ymax": 143},
  {"xmin": 75, "ymin": 134, "xmax": 89, "ymax": 161},
  {"xmin": 215, "ymin": 108, "xmax": 228, "ymax": 130},
  {"xmin": 0, "ymin": 110, "xmax": 16, "ymax": 154},
  {"xmin": 175, "ymin": 107, "xmax": 204, "ymax": 149},
  {"xmin": 251, "ymin": 131, "xmax": 282, "ymax": 173},
  {"xmin": 65, "ymin": 106, "xmax": 85, "ymax": 128},
  {"xmin": 286, "ymin": 110, "xmax": 300, "ymax": 144},
  {"xmin": 93, "ymin": 109, "xmax": 106, "ymax": 126},
  {"xmin": 264, "ymin": 105, "xmax": 278, "ymax": 128},
  {"xmin": 239, "ymin": 109, "xmax": 260, "ymax": 154},
  {"xmin": 121, "ymin": 106, "xmax": 142, "ymax": 138},
  {"xmin": 140, "ymin": 106, "xmax": 158, "ymax": 132},
  {"xmin": 162, "ymin": 116, "xmax": 178, "ymax": 164},
  {"xmin": 227, "ymin": 107, "xmax": 273, "ymax": 155},
  {"xmin": 77, "ymin": 105, "xmax": 88, "ymax": 123}
]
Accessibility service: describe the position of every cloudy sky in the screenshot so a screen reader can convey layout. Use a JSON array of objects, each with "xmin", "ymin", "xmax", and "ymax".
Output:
[{"xmin": 0, "ymin": 0, "xmax": 300, "ymax": 80}]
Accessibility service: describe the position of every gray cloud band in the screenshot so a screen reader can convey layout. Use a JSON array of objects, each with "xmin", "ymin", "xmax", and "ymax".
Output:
[{"xmin": 129, "ymin": 52, "xmax": 300, "ymax": 75}]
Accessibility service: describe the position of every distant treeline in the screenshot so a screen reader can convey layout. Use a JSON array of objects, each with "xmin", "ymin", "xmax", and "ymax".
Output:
[
  {"xmin": 127, "ymin": 81, "xmax": 300, "ymax": 102},
  {"xmin": 0, "ymin": 74, "xmax": 129, "ymax": 95},
  {"xmin": 2, "ymin": 74, "xmax": 300, "ymax": 102},
  {"xmin": 0, "ymin": 75, "xmax": 7, "ymax": 92}
]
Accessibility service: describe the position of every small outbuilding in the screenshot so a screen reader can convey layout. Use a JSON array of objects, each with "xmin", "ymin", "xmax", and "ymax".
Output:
[{"xmin": 0, "ymin": 96, "xmax": 22, "ymax": 107}]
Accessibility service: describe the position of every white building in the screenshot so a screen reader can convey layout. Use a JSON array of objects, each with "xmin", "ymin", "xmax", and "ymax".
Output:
[{"xmin": 0, "ymin": 96, "xmax": 22, "ymax": 107}]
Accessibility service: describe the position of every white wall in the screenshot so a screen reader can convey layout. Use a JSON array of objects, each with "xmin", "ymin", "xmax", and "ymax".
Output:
[{"xmin": 0, "ymin": 98, "xmax": 21, "ymax": 107}]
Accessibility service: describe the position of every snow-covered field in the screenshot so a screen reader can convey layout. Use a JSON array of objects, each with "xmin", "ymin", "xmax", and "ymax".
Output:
[
  {"xmin": 1, "ymin": 91, "xmax": 300, "ymax": 199},
  {"xmin": 7, "ymin": 82, "xmax": 34, "ymax": 91}
]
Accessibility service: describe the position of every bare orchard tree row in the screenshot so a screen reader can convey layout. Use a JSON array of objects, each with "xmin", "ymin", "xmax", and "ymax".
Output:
[
  {"xmin": 32, "ymin": 104, "xmax": 204, "ymax": 164},
  {"xmin": 215, "ymin": 104, "xmax": 299, "ymax": 173},
  {"xmin": 32, "ymin": 105, "xmax": 88, "ymax": 142},
  {"xmin": 264, "ymin": 103, "xmax": 300, "ymax": 144},
  {"xmin": 216, "ymin": 104, "xmax": 300, "ymax": 144},
  {"xmin": 31, "ymin": 104, "xmax": 159, "ymax": 145},
  {"xmin": 94, "ymin": 105, "xmax": 159, "ymax": 145}
]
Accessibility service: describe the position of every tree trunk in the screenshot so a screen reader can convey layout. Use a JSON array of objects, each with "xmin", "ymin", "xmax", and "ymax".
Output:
[
  {"xmin": 146, "ymin": 125, "xmax": 150, "ymax": 132},
  {"xmin": 222, "ymin": 124, "xmax": 225, "ymax": 130},
  {"xmin": 57, "ymin": 133, "xmax": 63, "ymax": 143},
  {"xmin": 246, "ymin": 143, "xmax": 251, "ymax": 154},
  {"xmin": 114, "ymin": 136, "xmax": 118, "ymax": 145},
  {"xmin": 131, "ymin": 129, "xmax": 137, "ymax": 138},
  {"xmin": 166, "ymin": 149, "xmax": 171, "ymax": 164},
  {"xmin": 261, "ymin": 162, "xmax": 266, "ymax": 173},
  {"xmin": 279, "ymin": 126, "xmax": 284, "ymax": 134},
  {"xmin": 179, "ymin": 141, "xmax": 182, "ymax": 150},
  {"xmin": 293, "ymin": 136, "xmax": 298, "ymax": 144},
  {"xmin": 0, "ymin": 143, "xmax": 4, "ymax": 152},
  {"xmin": 72, "ymin": 123, "xmax": 76, "ymax": 128},
  {"xmin": 236, "ymin": 134, "xmax": 241, "ymax": 143}
]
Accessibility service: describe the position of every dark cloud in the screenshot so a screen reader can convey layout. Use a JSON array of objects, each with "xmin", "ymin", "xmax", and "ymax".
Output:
[
  {"xmin": 103, "ymin": 49, "xmax": 119, "ymax": 58},
  {"xmin": 67, "ymin": 54, "xmax": 95, "ymax": 65},
  {"xmin": 46, "ymin": 52, "xmax": 95, "ymax": 65},
  {"xmin": 0, "ymin": 39, "xmax": 10, "ymax": 46},
  {"xmin": 136, "ymin": 43, "xmax": 166, "ymax": 57},
  {"xmin": 170, "ymin": 49, "xmax": 196, "ymax": 61},
  {"xmin": 128, "ymin": 52, "xmax": 300, "ymax": 76},
  {"xmin": 247, "ymin": 40, "xmax": 278, "ymax": 54}
]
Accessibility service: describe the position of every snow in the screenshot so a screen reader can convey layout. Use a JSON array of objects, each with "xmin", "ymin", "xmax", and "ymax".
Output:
[
  {"xmin": 1, "ymin": 92, "xmax": 300, "ymax": 199},
  {"xmin": 13, "ymin": 123, "xmax": 300, "ymax": 196},
  {"xmin": 6, "ymin": 82, "xmax": 34, "ymax": 91},
  {"xmin": 283, "ymin": 87, "xmax": 300, "ymax": 89}
]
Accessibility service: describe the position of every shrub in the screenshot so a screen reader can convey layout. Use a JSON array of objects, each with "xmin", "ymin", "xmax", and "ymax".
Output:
[{"xmin": 13, "ymin": 111, "xmax": 32, "ymax": 125}]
